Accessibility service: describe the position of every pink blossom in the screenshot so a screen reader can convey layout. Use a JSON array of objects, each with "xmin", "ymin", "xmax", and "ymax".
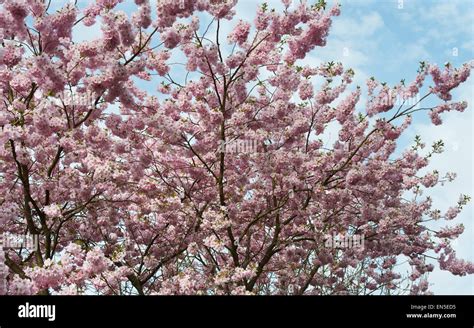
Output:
[
  {"xmin": 444, "ymin": 206, "xmax": 461, "ymax": 220},
  {"xmin": 43, "ymin": 204, "xmax": 62, "ymax": 218},
  {"xmin": 228, "ymin": 20, "xmax": 251, "ymax": 45},
  {"xmin": 161, "ymin": 27, "xmax": 181, "ymax": 49},
  {"xmin": 298, "ymin": 80, "xmax": 314, "ymax": 100}
]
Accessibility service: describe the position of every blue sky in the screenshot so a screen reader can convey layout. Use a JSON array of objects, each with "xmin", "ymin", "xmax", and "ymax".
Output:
[
  {"xmin": 307, "ymin": 0, "xmax": 474, "ymax": 295},
  {"xmin": 67, "ymin": 0, "xmax": 473, "ymax": 294},
  {"xmin": 253, "ymin": 0, "xmax": 473, "ymax": 295}
]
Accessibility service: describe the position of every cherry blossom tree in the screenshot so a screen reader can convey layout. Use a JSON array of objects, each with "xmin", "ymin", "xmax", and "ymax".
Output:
[{"xmin": 0, "ymin": 0, "xmax": 472, "ymax": 295}]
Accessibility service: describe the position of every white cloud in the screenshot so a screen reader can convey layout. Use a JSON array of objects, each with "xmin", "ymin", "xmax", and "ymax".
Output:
[
  {"xmin": 332, "ymin": 11, "xmax": 384, "ymax": 38},
  {"xmin": 409, "ymin": 77, "xmax": 474, "ymax": 294}
]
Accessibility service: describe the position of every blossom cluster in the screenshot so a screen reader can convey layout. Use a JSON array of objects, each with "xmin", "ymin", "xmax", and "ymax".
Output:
[{"xmin": 0, "ymin": 0, "xmax": 472, "ymax": 296}]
